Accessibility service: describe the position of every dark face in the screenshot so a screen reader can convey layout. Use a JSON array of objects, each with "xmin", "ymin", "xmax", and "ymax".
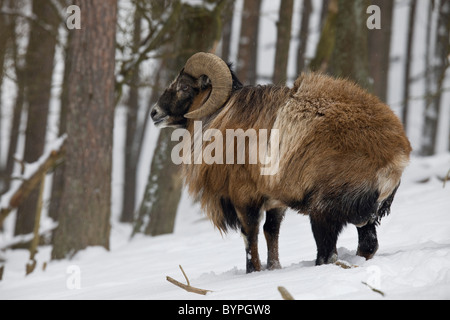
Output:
[{"xmin": 151, "ymin": 72, "xmax": 209, "ymax": 128}]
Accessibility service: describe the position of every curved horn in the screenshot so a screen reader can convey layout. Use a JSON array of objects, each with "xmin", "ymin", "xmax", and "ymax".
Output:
[{"xmin": 183, "ymin": 52, "xmax": 232, "ymax": 119}]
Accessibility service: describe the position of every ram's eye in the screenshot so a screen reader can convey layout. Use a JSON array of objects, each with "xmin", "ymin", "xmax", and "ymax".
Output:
[{"xmin": 179, "ymin": 85, "xmax": 189, "ymax": 92}]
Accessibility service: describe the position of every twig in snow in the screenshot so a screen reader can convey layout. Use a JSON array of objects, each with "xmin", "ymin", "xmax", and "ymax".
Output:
[
  {"xmin": 361, "ymin": 281, "xmax": 385, "ymax": 297},
  {"xmin": 278, "ymin": 286, "xmax": 295, "ymax": 300},
  {"xmin": 443, "ymin": 169, "xmax": 450, "ymax": 188},
  {"xmin": 166, "ymin": 265, "xmax": 212, "ymax": 296},
  {"xmin": 335, "ymin": 261, "xmax": 358, "ymax": 269},
  {"xmin": 179, "ymin": 264, "xmax": 190, "ymax": 286}
]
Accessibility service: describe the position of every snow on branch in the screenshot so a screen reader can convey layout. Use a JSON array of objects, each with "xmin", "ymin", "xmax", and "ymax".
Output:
[{"xmin": 0, "ymin": 136, "xmax": 66, "ymax": 228}]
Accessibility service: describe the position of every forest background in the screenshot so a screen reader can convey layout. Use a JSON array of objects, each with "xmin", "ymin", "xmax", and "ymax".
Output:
[{"xmin": 0, "ymin": 0, "xmax": 449, "ymax": 272}]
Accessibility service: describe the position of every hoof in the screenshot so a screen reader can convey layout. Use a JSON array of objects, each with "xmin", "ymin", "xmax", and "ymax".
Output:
[
  {"xmin": 246, "ymin": 259, "xmax": 262, "ymax": 274},
  {"xmin": 267, "ymin": 260, "xmax": 282, "ymax": 271},
  {"xmin": 357, "ymin": 242, "xmax": 379, "ymax": 260},
  {"xmin": 316, "ymin": 253, "xmax": 338, "ymax": 266}
]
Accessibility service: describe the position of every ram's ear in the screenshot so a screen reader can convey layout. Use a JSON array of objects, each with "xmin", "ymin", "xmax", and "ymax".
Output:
[{"xmin": 197, "ymin": 75, "xmax": 211, "ymax": 90}]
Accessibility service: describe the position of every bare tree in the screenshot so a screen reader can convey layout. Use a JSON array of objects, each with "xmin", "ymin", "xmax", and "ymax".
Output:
[
  {"xmin": 48, "ymin": 30, "xmax": 72, "ymax": 222},
  {"xmin": 296, "ymin": 0, "xmax": 312, "ymax": 74},
  {"xmin": 0, "ymin": 0, "xmax": 10, "ymax": 190},
  {"xmin": 309, "ymin": 0, "xmax": 338, "ymax": 72},
  {"xmin": 329, "ymin": 0, "xmax": 371, "ymax": 90},
  {"xmin": 422, "ymin": 0, "xmax": 450, "ymax": 155},
  {"xmin": 236, "ymin": 0, "xmax": 262, "ymax": 85},
  {"xmin": 120, "ymin": 6, "xmax": 142, "ymax": 223},
  {"xmin": 14, "ymin": 0, "xmax": 59, "ymax": 236},
  {"xmin": 368, "ymin": 0, "xmax": 394, "ymax": 103},
  {"xmin": 320, "ymin": 0, "xmax": 331, "ymax": 29},
  {"xmin": 114, "ymin": 0, "xmax": 184, "ymax": 223},
  {"xmin": 402, "ymin": 0, "xmax": 417, "ymax": 132},
  {"xmin": 0, "ymin": 0, "xmax": 26, "ymax": 195},
  {"xmin": 273, "ymin": 0, "xmax": 294, "ymax": 85},
  {"xmin": 52, "ymin": 0, "xmax": 117, "ymax": 259},
  {"xmin": 220, "ymin": 0, "xmax": 235, "ymax": 62},
  {"xmin": 133, "ymin": 0, "xmax": 227, "ymax": 237}
]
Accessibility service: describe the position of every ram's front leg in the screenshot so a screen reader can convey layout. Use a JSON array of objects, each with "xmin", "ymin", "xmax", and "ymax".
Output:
[
  {"xmin": 238, "ymin": 206, "xmax": 263, "ymax": 273},
  {"xmin": 310, "ymin": 213, "xmax": 343, "ymax": 265},
  {"xmin": 264, "ymin": 208, "xmax": 286, "ymax": 270}
]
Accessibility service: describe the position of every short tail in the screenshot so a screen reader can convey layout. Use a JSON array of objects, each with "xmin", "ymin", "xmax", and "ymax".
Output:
[{"xmin": 376, "ymin": 183, "xmax": 400, "ymax": 224}]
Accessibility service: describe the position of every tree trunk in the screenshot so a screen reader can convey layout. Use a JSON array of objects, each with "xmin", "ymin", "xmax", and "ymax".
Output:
[
  {"xmin": 368, "ymin": 0, "xmax": 394, "ymax": 103},
  {"xmin": 0, "ymin": 0, "xmax": 7, "ymax": 179},
  {"xmin": 236, "ymin": 0, "xmax": 262, "ymax": 85},
  {"xmin": 0, "ymin": 0, "xmax": 24, "ymax": 196},
  {"xmin": 2, "ymin": 58, "xmax": 25, "ymax": 197},
  {"xmin": 220, "ymin": 0, "xmax": 235, "ymax": 62},
  {"xmin": 320, "ymin": 0, "xmax": 331, "ymax": 30},
  {"xmin": 422, "ymin": 0, "xmax": 450, "ymax": 155},
  {"xmin": 309, "ymin": 0, "xmax": 338, "ymax": 72},
  {"xmin": 52, "ymin": 0, "xmax": 117, "ymax": 259},
  {"xmin": 120, "ymin": 7, "xmax": 142, "ymax": 223},
  {"xmin": 48, "ymin": 32, "xmax": 72, "ymax": 222},
  {"xmin": 438, "ymin": 0, "xmax": 450, "ymax": 153},
  {"xmin": 402, "ymin": 0, "xmax": 417, "ymax": 132},
  {"xmin": 297, "ymin": 0, "xmax": 312, "ymax": 74},
  {"xmin": 15, "ymin": 0, "xmax": 59, "ymax": 236},
  {"xmin": 273, "ymin": 0, "xmax": 294, "ymax": 85},
  {"xmin": 329, "ymin": 0, "xmax": 371, "ymax": 91},
  {"xmin": 138, "ymin": 129, "xmax": 183, "ymax": 236},
  {"xmin": 134, "ymin": 1, "xmax": 225, "ymax": 237}
]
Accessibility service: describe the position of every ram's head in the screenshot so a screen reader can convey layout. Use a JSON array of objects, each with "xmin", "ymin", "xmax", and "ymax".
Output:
[{"xmin": 151, "ymin": 53, "xmax": 233, "ymax": 128}]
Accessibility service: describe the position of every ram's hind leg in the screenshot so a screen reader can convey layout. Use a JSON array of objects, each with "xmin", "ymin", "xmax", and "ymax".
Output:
[
  {"xmin": 237, "ymin": 206, "xmax": 263, "ymax": 273},
  {"xmin": 356, "ymin": 184, "xmax": 399, "ymax": 260},
  {"xmin": 357, "ymin": 223, "xmax": 379, "ymax": 260},
  {"xmin": 264, "ymin": 208, "xmax": 286, "ymax": 270}
]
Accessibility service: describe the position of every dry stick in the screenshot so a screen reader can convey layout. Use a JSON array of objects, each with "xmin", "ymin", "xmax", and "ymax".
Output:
[
  {"xmin": 166, "ymin": 265, "xmax": 212, "ymax": 296},
  {"xmin": 278, "ymin": 286, "xmax": 295, "ymax": 300},
  {"xmin": 361, "ymin": 281, "xmax": 385, "ymax": 297},
  {"xmin": 335, "ymin": 261, "xmax": 358, "ymax": 269},
  {"xmin": 179, "ymin": 264, "xmax": 190, "ymax": 286},
  {"xmin": 443, "ymin": 169, "xmax": 450, "ymax": 188}
]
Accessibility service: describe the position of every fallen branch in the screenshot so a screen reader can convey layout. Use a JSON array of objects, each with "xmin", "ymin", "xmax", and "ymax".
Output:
[
  {"xmin": 0, "ymin": 225, "xmax": 55, "ymax": 251},
  {"xmin": 335, "ymin": 261, "xmax": 358, "ymax": 269},
  {"xmin": 361, "ymin": 281, "xmax": 385, "ymax": 297},
  {"xmin": 166, "ymin": 265, "xmax": 212, "ymax": 296},
  {"xmin": 443, "ymin": 169, "xmax": 450, "ymax": 188},
  {"xmin": 0, "ymin": 138, "xmax": 65, "ymax": 228},
  {"xmin": 278, "ymin": 286, "xmax": 295, "ymax": 300}
]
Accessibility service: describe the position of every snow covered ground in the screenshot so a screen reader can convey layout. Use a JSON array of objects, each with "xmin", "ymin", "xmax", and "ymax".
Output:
[
  {"xmin": 0, "ymin": 153, "xmax": 449, "ymax": 300},
  {"xmin": 1, "ymin": 0, "xmax": 450, "ymax": 302}
]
